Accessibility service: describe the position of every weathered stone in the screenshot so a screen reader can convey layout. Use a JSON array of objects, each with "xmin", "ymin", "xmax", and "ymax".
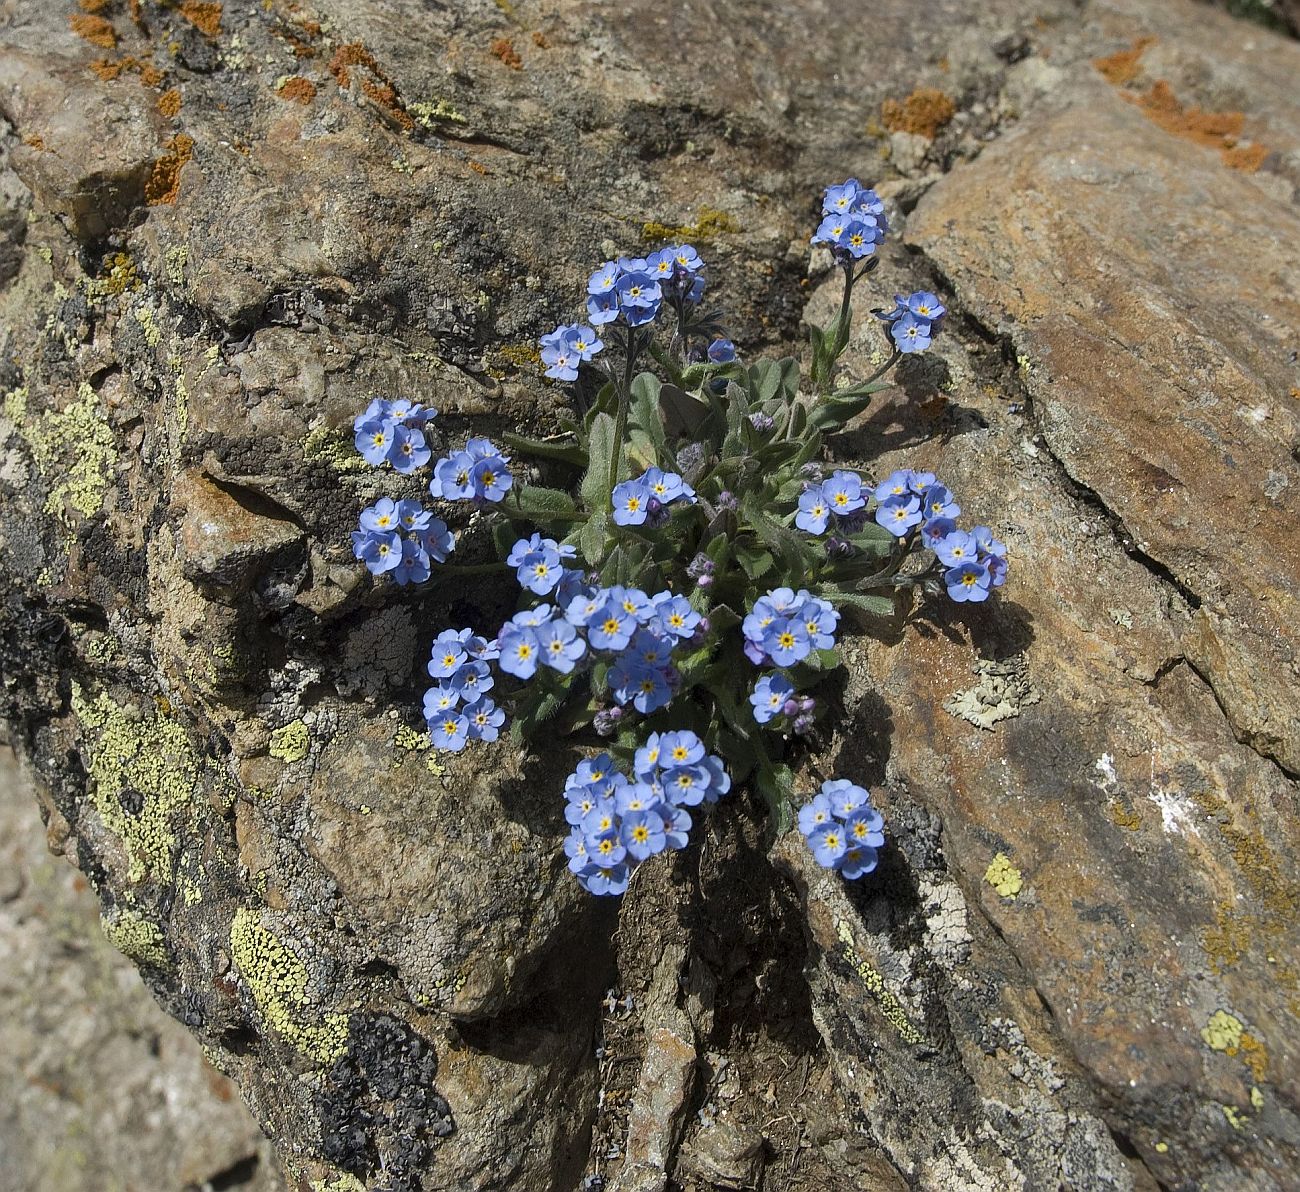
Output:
[
  {"xmin": 675, "ymin": 1116, "xmax": 765, "ymax": 1189},
  {"xmin": 2, "ymin": 0, "xmax": 1299, "ymax": 1188}
]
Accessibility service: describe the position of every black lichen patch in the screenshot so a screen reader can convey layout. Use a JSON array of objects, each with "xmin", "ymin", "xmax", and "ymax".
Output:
[{"xmin": 317, "ymin": 1012, "xmax": 455, "ymax": 1192}]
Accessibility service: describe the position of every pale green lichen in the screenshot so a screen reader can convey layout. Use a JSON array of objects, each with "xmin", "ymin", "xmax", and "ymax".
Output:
[
  {"xmin": 133, "ymin": 303, "xmax": 162, "ymax": 348},
  {"xmin": 1251, "ymin": 1086, "xmax": 1265, "ymax": 1110},
  {"xmin": 303, "ymin": 424, "xmax": 372, "ymax": 472},
  {"xmin": 1201, "ymin": 1009, "xmax": 1244, "ymax": 1052},
  {"xmin": 3, "ymin": 385, "xmax": 28, "ymax": 425},
  {"xmin": 101, "ymin": 908, "xmax": 170, "ymax": 968},
  {"xmin": 229, "ymin": 906, "xmax": 349, "ymax": 1061},
  {"xmin": 165, "ymin": 245, "xmax": 189, "ymax": 284},
  {"xmin": 269, "ymin": 719, "xmax": 311, "ymax": 762},
  {"xmin": 394, "ymin": 725, "xmax": 430, "ymax": 751},
  {"xmin": 25, "ymin": 383, "xmax": 117, "ymax": 519},
  {"xmin": 311, "ymin": 1176, "xmax": 367, "ymax": 1192},
  {"xmin": 835, "ymin": 919, "xmax": 924, "ymax": 1045},
  {"xmin": 1222, "ymin": 1104, "xmax": 1247, "ymax": 1130},
  {"xmin": 73, "ymin": 685, "xmax": 201, "ymax": 885},
  {"xmin": 985, "ymin": 853, "xmax": 1024, "ymax": 898},
  {"xmin": 409, "ymin": 98, "xmax": 467, "ymax": 127}
]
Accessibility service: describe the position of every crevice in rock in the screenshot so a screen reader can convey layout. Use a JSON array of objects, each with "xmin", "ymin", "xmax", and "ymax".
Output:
[{"xmin": 201, "ymin": 1153, "xmax": 261, "ymax": 1191}]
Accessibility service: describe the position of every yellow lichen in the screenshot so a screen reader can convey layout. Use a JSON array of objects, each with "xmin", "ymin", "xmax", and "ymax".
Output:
[
  {"xmin": 984, "ymin": 852, "xmax": 1023, "ymax": 898},
  {"xmin": 642, "ymin": 207, "xmax": 741, "ymax": 244},
  {"xmin": 409, "ymin": 98, "xmax": 467, "ymax": 127},
  {"xmin": 836, "ymin": 919, "xmax": 924, "ymax": 1044},
  {"xmin": 101, "ymin": 908, "xmax": 170, "ymax": 968},
  {"xmin": 85, "ymin": 251, "xmax": 141, "ymax": 298},
  {"xmin": 26, "ymin": 383, "xmax": 116, "ymax": 520},
  {"xmin": 303, "ymin": 424, "xmax": 372, "ymax": 472},
  {"xmin": 1222, "ymin": 1104, "xmax": 1247, "ymax": 1130},
  {"xmin": 269, "ymin": 719, "xmax": 311, "ymax": 763},
  {"xmin": 311, "ymin": 1177, "xmax": 366, "ymax": 1192},
  {"xmin": 1250, "ymin": 1086, "xmax": 1264, "ymax": 1110},
  {"xmin": 229, "ymin": 906, "xmax": 349, "ymax": 1061},
  {"xmin": 1200, "ymin": 1009, "xmax": 1243, "ymax": 1052},
  {"xmin": 394, "ymin": 726, "xmax": 430, "ymax": 751},
  {"xmin": 73, "ymin": 685, "xmax": 201, "ymax": 885},
  {"xmin": 133, "ymin": 303, "xmax": 162, "ymax": 347}
]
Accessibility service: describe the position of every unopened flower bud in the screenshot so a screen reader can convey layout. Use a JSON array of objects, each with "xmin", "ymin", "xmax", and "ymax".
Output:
[{"xmin": 782, "ymin": 698, "xmax": 801, "ymax": 717}]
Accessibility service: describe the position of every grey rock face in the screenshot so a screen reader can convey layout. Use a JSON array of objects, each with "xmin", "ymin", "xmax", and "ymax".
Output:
[{"xmin": 1, "ymin": 0, "xmax": 1297, "ymax": 1189}]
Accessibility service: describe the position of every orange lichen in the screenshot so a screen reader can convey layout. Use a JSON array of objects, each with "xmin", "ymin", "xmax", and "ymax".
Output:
[
  {"xmin": 179, "ymin": 1, "xmax": 222, "ymax": 37},
  {"xmin": 22, "ymin": 133, "xmax": 46, "ymax": 151},
  {"xmin": 90, "ymin": 56, "xmax": 164, "ymax": 87},
  {"xmin": 1095, "ymin": 45, "xmax": 1269, "ymax": 174},
  {"xmin": 1092, "ymin": 36, "xmax": 1155, "ymax": 87},
  {"xmin": 276, "ymin": 76, "xmax": 316, "ymax": 104},
  {"xmin": 145, "ymin": 133, "xmax": 194, "ymax": 205},
  {"xmin": 881, "ymin": 88, "xmax": 956, "ymax": 139},
  {"xmin": 490, "ymin": 37, "xmax": 523, "ymax": 70},
  {"xmin": 69, "ymin": 12, "xmax": 118, "ymax": 48},
  {"xmin": 158, "ymin": 87, "xmax": 182, "ymax": 116},
  {"xmin": 329, "ymin": 43, "xmax": 413, "ymax": 130},
  {"xmin": 468, "ymin": 159, "xmax": 490, "ymax": 175},
  {"xmin": 1238, "ymin": 1032, "xmax": 1270, "ymax": 1083},
  {"xmin": 79, "ymin": 0, "xmax": 113, "ymax": 13},
  {"xmin": 531, "ymin": 30, "xmax": 550, "ymax": 49}
]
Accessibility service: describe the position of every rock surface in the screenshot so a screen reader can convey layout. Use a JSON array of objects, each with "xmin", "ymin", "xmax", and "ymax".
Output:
[
  {"xmin": 1, "ymin": 0, "xmax": 1297, "ymax": 1189},
  {"xmin": 0, "ymin": 747, "xmax": 282, "ymax": 1192}
]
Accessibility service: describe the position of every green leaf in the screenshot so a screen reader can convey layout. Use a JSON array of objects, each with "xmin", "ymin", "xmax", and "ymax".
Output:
[
  {"xmin": 821, "ymin": 588, "xmax": 896, "ymax": 617},
  {"xmin": 579, "ymin": 512, "xmax": 609, "ymax": 565},
  {"xmin": 660, "ymin": 384, "xmax": 711, "ymax": 438},
  {"xmin": 581, "ymin": 412, "xmax": 617, "ymax": 511},
  {"xmin": 513, "ymin": 485, "xmax": 578, "ymax": 517},
  {"xmin": 492, "ymin": 520, "xmax": 519, "ymax": 559},
  {"xmin": 807, "ymin": 389, "xmax": 880, "ymax": 434},
  {"xmin": 629, "ymin": 372, "xmax": 667, "ymax": 457},
  {"xmin": 735, "ymin": 542, "xmax": 775, "ymax": 581},
  {"xmin": 500, "ymin": 432, "xmax": 587, "ymax": 468}
]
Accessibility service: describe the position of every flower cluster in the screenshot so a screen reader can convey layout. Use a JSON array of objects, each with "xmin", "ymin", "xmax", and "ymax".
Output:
[
  {"xmin": 798, "ymin": 780, "xmax": 884, "ymax": 880},
  {"xmin": 873, "ymin": 470, "xmax": 1007, "ymax": 602},
  {"xmin": 796, "ymin": 469, "xmax": 865, "ymax": 535},
  {"xmin": 563, "ymin": 732, "xmax": 730, "ymax": 896},
  {"xmin": 353, "ymin": 398, "xmax": 437, "ymax": 472},
  {"xmin": 540, "ymin": 324, "xmax": 604, "ymax": 382},
  {"xmin": 350, "ymin": 497, "xmax": 455, "ymax": 583},
  {"xmin": 612, "ymin": 467, "xmax": 697, "ymax": 527},
  {"xmin": 811, "ymin": 179, "xmax": 888, "ymax": 263},
  {"xmin": 429, "ymin": 437, "xmax": 513, "ymax": 504},
  {"xmin": 878, "ymin": 291, "xmax": 946, "ymax": 354},
  {"xmin": 742, "ymin": 586, "xmax": 840, "ymax": 667},
  {"xmin": 582, "ymin": 247, "xmax": 705, "ymax": 329},
  {"xmin": 423, "ymin": 628, "xmax": 506, "ymax": 752}
]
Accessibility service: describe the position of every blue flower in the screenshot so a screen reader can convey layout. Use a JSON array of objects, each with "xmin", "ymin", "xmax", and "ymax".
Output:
[
  {"xmin": 578, "ymin": 861, "xmax": 630, "ymax": 896},
  {"xmin": 699, "ymin": 754, "xmax": 731, "ymax": 803},
  {"xmin": 564, "ymin": 589, "xmax": 605, "ymax": 629},
  {"xmin": 907, "ymin": 292, "xmax": 946, "ymax": 321},
  {"xmin": 498, "ymin": 623, "xmax": 541, "ymax": 678},
  {"xmin": 642, "ymin": 468, "xmax": 694, "ymax": 506},
  {"xmin": 355, "ymin": 418, "xmax": 396, "ymax": 466},
  {"xmin": 586, "ymin": 290, "xmax": 619, "ymax": 326},
  {"xmin": 414, "ymin": 519, "xmax": 455, "ymax": 563},
  {"xmin": 646, "ymin": 249, "xmax": 677, "ymax": 283},
  {"xmin": 933, "ymin": 529, "xmax": 979, "ymax": 567},
  {"xmin": 707, "ymin": 338, "xmax": 737, "ymax": 364},
  {"xmin": 824, "ymin": 779, "xmax": 868, "ymax": 818},
  {"xmin": 628, "ymin": 628, "xmax": 674, "ymax": 670},
  {"xmin": 615, "ymin": 271, "xmax": 662, "ymax": 324},
  {"xmin": 659, "ymin": 730, "xmax": 704, "ymax": 767},
  {"xmin": 392, "ymin": 538, "xmax": 431, "ymax": 585},
  {"xmin": 661, "ymin": 763, "xmax": 709, "ymax": 807},
  {"xmin": 654, "ymin": 596, "xmax": 700, "ymax": 641},
  {"xmin": 541, "ymin": 329, "xmax": 580, "ymax": 381},
  {"xmin": 587, "ymin": 261, "xmax": 621, "ymax": 295},
  {"xmin": 672, "ymin": 244, "xmax": 703, "ymax": 273},
  {"xmin": 620, "ymin": 810, "xmax": 667, "ymax": 861},
  {"xmin": 945, "ymin": 561, "xmax": 992, "ymax": 602},
  {"xmin": 464, "ymin": 697, "xmax": 506, "ymax": 742},
  {"xmin": 395, "ymin": 500, "xmax": 432, "ymax": 532},
  {"xmin": 685, "ymin": 275, "xmax": 706, "ymax": 304},
  {"xmin": 588, "ymin": 601, "xmax": 636, "ymax": 652},
  {"xmin": 822, "ymin": 470, "xmax": 865, "ymax": 517},
  {"xmin": 891, "ymin": 312, "xmax": 933, "ymax": 353},
  {"xmin": 662, "ymin": 805, "xmax": 692, "ymax": 850},
  {"xmin": 796, "ymin": 594, "xmax": 839, "ymax": 650},
  {"xmin": 763, "ymin": 618, "xmax": 812, "ymax": 667},
  {"xmin": 809, "ymin": 823, "xmax": 847, "ymax": 867},
  {"xmin": 837, "ymin": 846, "xmax": 879, "ymax": 879},
  {"xmin": 565, "ymin": 324, "xmax": 603, "ymax": 361},
  {"xmin": 918, "ymin": 483, "xmax": 959, "ymax": 522},
  {"xmin": 517, "ymin": 542, "xmax": 563, "ymax": 595},
  {"xmin": 612, "ymin": 479, "xmax": 652, "ymax": 526},
  {"xmin": 920, "ymin": 516, "xmax": 957, "ymax": 551},
  {"xmin": 873, "ymin": 470, "xmax": 916, "ymax": 502},
  {"xmin": 387, "ymin": 423, "xmax": 431, "ymax": 473},
  {"xmin": 470, "ymin": 453, "xmax": 512, "ymax": 502},
  {"xmin": 839, "ymin": 216, "xmax": 882, "ymax": 258},
  {"xmin": 450, "ymin": 660, "xmax": 493, "ymax": 699},
  {"xmin": 511, "ymin": 604, "xmax": 553, "ymax": 629},
  {"xmin": 430, "ymin": 451, "xmax": 475, "ymax": 500},
  {"xmin": 609, "ymin": 660, "xmax": 672, "ymax": 714},
  {"xmin": 428, "ymin": 630, "xmax": 468, "ymax": 679},
  {"xmin": 564, "ymin": 828, "xmax": 590, "ymax": 873},
  {"xmin": 351, "ymin": 529, "xmax": 403, "ymax": 575},
  {"xmin": 422, "ymin": 683, "xmax": 459, "ymax": 720},
  {"xmin": 429, "ymin": 710, "xmax": 470, "ymax": 753},
  {"xmin": 750, "ymin": 673, "xmax": 794, "ymax": 724},
  {"xmin": 822, "ymin": 180, "xmax": 862, "ymax": 216},
  {"xmin": 634, "ymin": 733, "xmax": 662, "ymax": 781},
  {"xmin": 874, "ymin": 493, "xmax": 923, "ymax": 536},
  {"xmin": 844, "ymin": 807, "xmax": 886, "ymax": 849},
  {"xmin": 796, "ymin": 488, "xmax": 831, "ymax": 535},
  {"xmin": 798, "ymin": 793, "xmax": 834, "ymax": 836},
  {"xmin": 538, "ymin": 619, "xmax": 587, "ymax": 673},
  {"xmin": 359, "ymin": 498, "xmax": 401, "ymax": 534}
]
